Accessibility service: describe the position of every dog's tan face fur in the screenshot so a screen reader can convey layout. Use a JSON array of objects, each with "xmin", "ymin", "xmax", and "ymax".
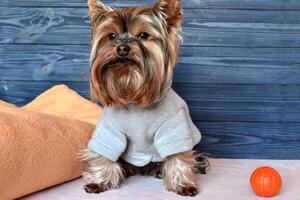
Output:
[{"xmin": 88, "ymin": 0, "xmax": 182, "ymax": 107}]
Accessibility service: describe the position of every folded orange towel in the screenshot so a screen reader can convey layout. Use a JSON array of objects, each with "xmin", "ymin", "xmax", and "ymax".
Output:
[
  {"xmin": 0, "ymin": 106, "xmax": 95, "ymax": 200},
  {"xmin": 24, "ymin": 84, "xmax": 102, "ymax": 125},
  {"xmin": 0, "ymin": 85, "xmax": 102, "ymax": 200},
  {"xmin": 0, "ymin": 100, "xmax": 16, "ymax": 108}
]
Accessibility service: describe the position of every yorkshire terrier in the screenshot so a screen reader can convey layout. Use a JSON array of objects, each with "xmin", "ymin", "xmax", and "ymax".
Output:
[{"xmin": 81, "ymin": 0, "xmax": 209, "ymax": 196}]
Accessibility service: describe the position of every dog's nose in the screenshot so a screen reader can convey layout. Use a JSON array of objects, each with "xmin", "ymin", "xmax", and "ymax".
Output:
[{"xmin": 117, "ymin": 44, "xmax": 131, "ymax": 56}]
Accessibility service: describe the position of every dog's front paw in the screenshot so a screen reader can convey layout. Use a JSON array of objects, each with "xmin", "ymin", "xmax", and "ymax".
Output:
[
  {"xmin": 195, "ymin": 153, "xmax": 211, "ymax": 174},
  {"xmin": 84, "ymin": 183, "xmax": 110, "ymax": 194},
  {"xmin": 175, "ymin": 185, "xmax": 198, "ymax": 197}
]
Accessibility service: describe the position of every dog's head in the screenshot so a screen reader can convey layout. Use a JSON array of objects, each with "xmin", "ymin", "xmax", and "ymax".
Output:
[{"xmin": 88, "ymin": 0, "xmax": 182, "ymax": 107}]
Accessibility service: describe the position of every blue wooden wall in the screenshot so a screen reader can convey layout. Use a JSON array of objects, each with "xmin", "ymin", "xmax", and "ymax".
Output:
[{"xmin": 1, "ymin": 0, "xmax": 300, "ymax": 159}]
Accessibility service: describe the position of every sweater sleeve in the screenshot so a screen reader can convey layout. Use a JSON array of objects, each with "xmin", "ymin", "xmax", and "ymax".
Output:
[
  {"xmin": 88, "ymin": 119, "xmax": 127, "ymax": 162},
  {"xmin": 153, "ymin": 107, "xmax": 201, "ymax": 159}
]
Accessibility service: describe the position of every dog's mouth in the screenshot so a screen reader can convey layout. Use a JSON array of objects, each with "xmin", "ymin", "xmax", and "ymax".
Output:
[{"xmin": 106, "ymin": 57, "xmax": 137, "ymax": 67}]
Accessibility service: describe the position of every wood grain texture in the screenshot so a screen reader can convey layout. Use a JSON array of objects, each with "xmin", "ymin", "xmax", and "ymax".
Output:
[
  {"xmin": 1, "ymin": 8, "xmax": 300, "ymax": 47},
  {"xmin": 1, "ymin": 45, "xmax": 300, "ymax": 84},
  {"xmin": 196, "ymin": 122, "xmax": 300, "ymax": 159},
  {"xmin": 1, "ymin": 0, "xmax": 300, "ymax": 10},
  {"xmin": 1, "ymin": 81, "xmax": 300, "ymax": 123},
  {"xmin": 1, "ymin": 0, "xmax": 300, "ymax": 159},
  {"xmin": 2, "ymin": 81, "xmax": 300, "ymax": 105},
  {"xmin": 0, "ymin": 45, "xmax": 90, "ymax": 81}
]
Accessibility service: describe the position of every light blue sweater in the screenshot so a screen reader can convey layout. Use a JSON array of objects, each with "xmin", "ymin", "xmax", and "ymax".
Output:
[{"xmin": 88, "ymin": 89, "xmax": 201, "ymax": 167}]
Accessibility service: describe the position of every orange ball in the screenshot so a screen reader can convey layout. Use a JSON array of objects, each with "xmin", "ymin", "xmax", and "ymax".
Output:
[{"xmin": 250, "ymin": 166, "xmax": 282, "ymax": 197}]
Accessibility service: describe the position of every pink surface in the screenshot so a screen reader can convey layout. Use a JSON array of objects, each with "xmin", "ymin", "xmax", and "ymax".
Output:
[{"xmin": 21, "ymin": 159, "xmax": 300, "ymax": 200}]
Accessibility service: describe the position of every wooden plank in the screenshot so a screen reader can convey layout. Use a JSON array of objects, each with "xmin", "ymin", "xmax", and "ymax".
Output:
[
  {"xmin": 2, "ymin": 80, "xmax": 300, "ymax": 105},
  {"xmin": 180, "ymin": 46, "xmax": 300, "ymax": 58},
  {"xmin": 1, "ymin": 81, "xmax": 300, "ymax": 123},
  {"xmin": 173, "ymin": 83, "xmax": 300, "ymax": 102},
  {"xmin": 1, "ymin": 0, "xmax": 300, "ymax": 10},
  {"xmin": 185, "ymin": 9, "xmax": 300, "ymax": 23},
  {"xmin": 1, "ymin": 8, "xmax": 300, "ymax": 47},
  {"xmin": 196, "ymin": 122, "xmax": 300, "ymax": 159},
  {"xmin": 173, "ymin": 64, "xmax": 300, "ymax": 84},
  {"xmin": 187, "ymin": 100, "xmax": 300, "ymax": 123},
  {"xmin": 1, "ymin": 45, "xmax": 300, "ymax": 84},
  {"xmin": 2, "ymin": 44, "xmax": 300, "ymax": 64}
]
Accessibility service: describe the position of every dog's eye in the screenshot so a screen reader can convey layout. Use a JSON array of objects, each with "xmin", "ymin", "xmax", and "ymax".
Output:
[
  {"xmin": 137, "ymin": 32, "xmax": 149, "ymax": 40},
  {"xmin": 108, "ymin": 33, "xmax": 117, "ymax": 41}
]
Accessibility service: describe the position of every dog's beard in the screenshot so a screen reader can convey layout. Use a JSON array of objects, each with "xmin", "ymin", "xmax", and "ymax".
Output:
[
  {"xmin": 101, "ymin": 59, "xmax": 146, "ymax": 105},
  {"xmin": 91, "ymin": 47, "xmax": 167, "ymax": 107},
  {"xmin": 89, "ymin": 1, "xmax": 182, "ymax": 107}
]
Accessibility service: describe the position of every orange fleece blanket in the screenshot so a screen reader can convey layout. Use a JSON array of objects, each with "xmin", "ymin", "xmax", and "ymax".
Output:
[
  {"xmin": 23, "ymin": 85, "xmax": 101, "ymax": 124},
  {"xmin": 0, "ymin": 85, "xmax": 102, "ymax": 200}
]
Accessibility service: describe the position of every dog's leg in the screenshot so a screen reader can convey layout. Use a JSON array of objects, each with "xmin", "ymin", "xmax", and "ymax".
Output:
[
  {"xmin": 154, "ymin": 152, "xmax": 210, "ymax": 179},
  {"xmin": 80, "ymin": 149, "xmax": 125, "ymax": 194},
  {"xmin": 162, "ymin": 150, "xmax": 199, "ymax": 196}
]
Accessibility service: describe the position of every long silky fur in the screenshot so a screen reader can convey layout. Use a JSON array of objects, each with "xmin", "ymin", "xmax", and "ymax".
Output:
[
  {"xmin": 162, "ymin": 151, "xmax": 198, "ymax": 192},
  {"xmin": 80, "ymin": 149, "xmax": 125, "ymax": 188}
]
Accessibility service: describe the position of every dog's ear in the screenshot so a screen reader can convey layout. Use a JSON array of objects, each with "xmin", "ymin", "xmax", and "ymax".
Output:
[
  {"xmin": 153, "ymin": 0, "xmax": 182, "ymax": 30},
  {"xmin": 87, "ymin": 0, "xmax": 113, "ymax": 23}
]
